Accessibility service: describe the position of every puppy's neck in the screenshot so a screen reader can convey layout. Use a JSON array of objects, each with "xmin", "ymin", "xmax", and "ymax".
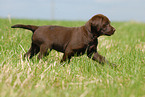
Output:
[{"xmin": 84, "ymin": 26, "xmax": 99, "ymax": 38}]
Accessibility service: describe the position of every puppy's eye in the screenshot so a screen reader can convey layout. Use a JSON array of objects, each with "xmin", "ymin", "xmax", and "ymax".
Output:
[{"xmin": 103, "ymin": 24, "xmax": 108, "ymax": 28}]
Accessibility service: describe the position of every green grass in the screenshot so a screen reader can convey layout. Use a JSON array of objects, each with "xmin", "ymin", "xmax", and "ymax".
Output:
[{"xmin": 0, "ymin": 18, "xmax": 145, "ymax": 97}]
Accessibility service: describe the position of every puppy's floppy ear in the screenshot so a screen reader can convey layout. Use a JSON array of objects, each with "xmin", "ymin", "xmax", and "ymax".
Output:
[
  {"xmin": 85, "ymin": 15, "xmax": 103, "ymax": 34},
  {"xmin": 91, "ymin": 17, "xmax": 103, "ymax": 32}
]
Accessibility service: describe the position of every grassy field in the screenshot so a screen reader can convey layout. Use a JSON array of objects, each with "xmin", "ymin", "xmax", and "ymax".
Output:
[{"xmin": 0, "ymin": 18, "xmax": 145, "ymax": 97}]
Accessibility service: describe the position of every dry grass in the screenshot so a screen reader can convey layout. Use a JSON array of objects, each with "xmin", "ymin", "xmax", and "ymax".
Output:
[{"xmin": 0, "ymin": 18, "xmax": 145, "ymax": 97}]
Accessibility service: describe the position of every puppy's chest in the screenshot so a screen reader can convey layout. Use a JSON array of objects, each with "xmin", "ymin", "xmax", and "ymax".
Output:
[
  {"xmin": 87, "ymin": 36, "xmax": 98, "ymax": 45},
  {"xmin": 72, "ymin": 38, "xmax": 98, "ymax": 55},
  {"xmin": 87, "ymin": 37, "xmax": 98, "ymax": 49}
]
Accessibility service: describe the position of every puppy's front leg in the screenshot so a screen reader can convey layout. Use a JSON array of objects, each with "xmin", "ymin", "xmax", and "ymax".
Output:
[
  {"xmin": 60, "ymin": 51, "xmax": 73, "ymax": 63},
  {"xmin": 92, "ymin": 52, "xmax": 116, "ymax": 67},
  {"xmin": 92, "ymin": 52, "xmax": 106, "ymax": 64},
  {"xmin": 61, "ymin": 53, "xmax": 68, "ymax": 62}
]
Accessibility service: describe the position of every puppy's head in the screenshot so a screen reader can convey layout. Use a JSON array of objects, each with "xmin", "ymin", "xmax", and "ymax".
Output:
[{"xmin": 85, "ymin": 14, "xmax": 115, "ymax": 37}]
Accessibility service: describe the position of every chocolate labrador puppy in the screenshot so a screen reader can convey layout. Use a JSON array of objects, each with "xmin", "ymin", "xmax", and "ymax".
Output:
[{"xmin": 11, "ymin": 14, "xmax": 115, "ymax": 65}]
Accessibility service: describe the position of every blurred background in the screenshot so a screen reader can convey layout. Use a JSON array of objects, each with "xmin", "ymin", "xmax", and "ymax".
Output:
[{"xmin": 0, "ymin": 0, "xmax": 145, "ymax": 22}]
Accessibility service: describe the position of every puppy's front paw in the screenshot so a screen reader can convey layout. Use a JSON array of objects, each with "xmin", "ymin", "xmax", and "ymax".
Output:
[{"xmin": 105, "ymin": 60, "xmax": 117, "ymax": 68}]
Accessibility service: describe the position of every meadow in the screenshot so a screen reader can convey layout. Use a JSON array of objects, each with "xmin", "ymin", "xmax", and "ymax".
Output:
[{"xmin": 0, "ymin": 18, "xmax": 145, "ymax": 97}]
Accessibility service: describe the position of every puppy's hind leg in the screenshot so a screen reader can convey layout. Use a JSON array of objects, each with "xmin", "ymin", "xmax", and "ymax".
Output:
[
  {"xmin": 24, "ymin": 43, "xmax": 40, "ymax": 59},
  {"xmin": 38, "ymin": 44, "xmax": 50, "ymax": 59}
]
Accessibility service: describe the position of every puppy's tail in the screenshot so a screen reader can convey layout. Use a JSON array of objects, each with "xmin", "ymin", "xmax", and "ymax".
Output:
[{"xmin": 11, "ymin": 24, "xmax": 39, "ymax": 33}]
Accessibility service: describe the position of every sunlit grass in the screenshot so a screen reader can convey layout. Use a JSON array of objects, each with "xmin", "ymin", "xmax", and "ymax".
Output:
[{"xmin": 0, "ymin": 18, "xmax": 145, "ymax": 97}]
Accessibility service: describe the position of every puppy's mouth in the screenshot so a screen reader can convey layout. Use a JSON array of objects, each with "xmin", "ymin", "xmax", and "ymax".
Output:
[
  {"xmin": 108, "ymin": 31, "xmax": 115, "ymax": 36},
  {"xmin": 105, "ymin": 28, "xmax": 115, "ymax": 36},
  {"xmin": 103, "ymin": 31, "xmax": 114, "ymax": 36}
]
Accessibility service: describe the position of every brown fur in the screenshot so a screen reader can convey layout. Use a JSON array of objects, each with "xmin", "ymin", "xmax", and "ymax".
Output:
[{"xmin": 11, "ymin": 14, "xmax": 115, "ymax": 64}]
